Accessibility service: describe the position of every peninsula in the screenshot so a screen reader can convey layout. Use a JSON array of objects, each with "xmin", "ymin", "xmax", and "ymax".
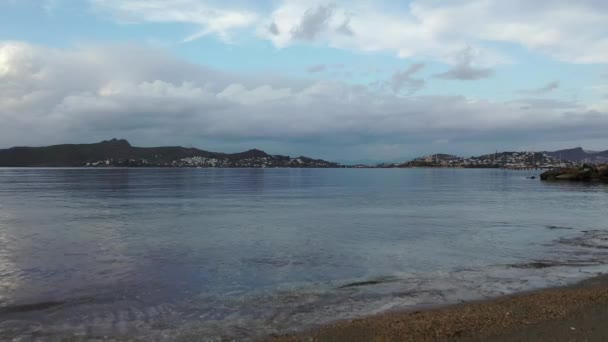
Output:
[
  {"xmin": 370, "ymin": 148, "xmax": 608, "ymax": 169},
  {"xmin": 2, "ymin": 139, "xmax": 607, "ymax": 170},
  {"xmin": 0, "ymin": 139, "xmax": 340, "ymax": 168}
]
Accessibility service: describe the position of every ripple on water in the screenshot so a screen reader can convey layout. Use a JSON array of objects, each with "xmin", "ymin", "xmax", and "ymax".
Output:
[{"xmin": 0, "ymin": 169, "xmax": 607, "ymax": 340}]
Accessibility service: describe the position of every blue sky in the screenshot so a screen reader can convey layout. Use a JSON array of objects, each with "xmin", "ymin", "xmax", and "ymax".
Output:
[{"xmin": 1, "ymin": 0, "xmax": 608, "ymax": 162}]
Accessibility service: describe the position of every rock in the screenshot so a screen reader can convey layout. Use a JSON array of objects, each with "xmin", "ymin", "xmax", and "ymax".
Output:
[
  {"xmin": 540, "ymin": 169, "xmax": 567, "ymax": 181},
  {"xmin": 540, "ymin": 164, "xmax": 608, "ymax": 183}
]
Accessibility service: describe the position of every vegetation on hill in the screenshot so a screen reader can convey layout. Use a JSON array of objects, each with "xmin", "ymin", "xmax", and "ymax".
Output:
[{"xmin": 0, "ymin": 139, "xmax": 339, "ymax": 168}]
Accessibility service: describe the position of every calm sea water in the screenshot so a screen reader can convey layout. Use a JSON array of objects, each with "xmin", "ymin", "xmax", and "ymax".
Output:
[{"xmin": 0, "ymin": 168, "xmax": 607, "ymax": 340}]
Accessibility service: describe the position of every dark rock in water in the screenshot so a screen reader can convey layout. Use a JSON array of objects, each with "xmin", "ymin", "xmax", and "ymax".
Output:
[
  {"xmin": 546, "ymin": 225, "xmax": 574, "ymax": 230},
  {"xmin": 338, "ymin": 276, "xmax": 400, "ymax": 288},
  {"xmin": 540, "ymin": 164, "xmax": 608, "ymax": 183},
  {"xmin": 558, "ymin": 230, "xmax": 608, "ymax": 250},
  {"xmin": 510, "ymin": 261, "xmax": 599, "ymax": 269},
  {"xmin": 511, "ymin": 262, "xmax": 555, "ymax": 269},
  {"xmin": 0, "ymin": 301, "xmax": 65, "ymax": 314}
]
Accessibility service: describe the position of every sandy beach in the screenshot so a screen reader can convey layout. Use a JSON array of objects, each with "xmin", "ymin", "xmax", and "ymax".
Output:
[{"xmin": 268, "ymin": 274, "xmax": 608, "ymax": 342}]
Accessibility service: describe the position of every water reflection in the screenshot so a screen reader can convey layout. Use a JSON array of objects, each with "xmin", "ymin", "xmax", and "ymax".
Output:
[
  {"xmin": 0, "ymin": 168, "xmax": 607, "ymax": 340},
  {"xmin": 0, "ymin": 219, "xmax": 21, "ymax": 305}
]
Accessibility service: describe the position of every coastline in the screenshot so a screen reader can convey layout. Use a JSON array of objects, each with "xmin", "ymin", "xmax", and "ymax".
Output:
[{"xmin": 267, "ymin": 274, "xmax": 608, "ymax": 342}]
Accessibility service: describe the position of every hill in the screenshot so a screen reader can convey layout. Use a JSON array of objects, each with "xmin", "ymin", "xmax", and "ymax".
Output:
[
  {"xmin": 545, "ymin": 147, "xmax": 608, "ymax": 163},
  {"xmin": 389, "ymin": 148, "xmax": 608, "ymax": 169},
  {"xmin": 0, "ymin": 139, "xmax": 340, "ymax": 168}
]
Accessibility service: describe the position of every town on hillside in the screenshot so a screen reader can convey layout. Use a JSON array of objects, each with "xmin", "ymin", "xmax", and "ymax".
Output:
[
  {"xmin": 401, "ymin": 151, "xmax": 570, "ymax": 169},
  {"xmin": 2, "ymin": 139, "xmax": 607, "ymax": 169},
  {"xmin": 86, "ymin": 155, "xmax": 338, "ymax": 168},
  {"xmin": 366, "ymin": 151, "xmax": 597, "ymax": 169}
]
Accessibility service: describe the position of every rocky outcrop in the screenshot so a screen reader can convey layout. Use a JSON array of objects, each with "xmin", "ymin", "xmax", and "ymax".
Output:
[{"xmin": 540, "ymin": 164, "xmax": 608, "ymax": 183}]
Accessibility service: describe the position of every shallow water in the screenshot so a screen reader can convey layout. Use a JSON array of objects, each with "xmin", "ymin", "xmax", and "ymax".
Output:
[{"xmin": 0, "ymin": 168, "xmax": 607, "ymax": 340}]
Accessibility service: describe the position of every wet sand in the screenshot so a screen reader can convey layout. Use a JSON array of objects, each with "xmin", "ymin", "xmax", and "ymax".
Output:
[{"xmin": 268, "ymin": 274, "xmax": 608, "ymax": 342}]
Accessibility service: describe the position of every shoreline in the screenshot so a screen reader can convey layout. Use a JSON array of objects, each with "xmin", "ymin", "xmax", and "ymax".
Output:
[{"xmin": 267, "ymin": 274, "xmax": 608, "ymax": 341}]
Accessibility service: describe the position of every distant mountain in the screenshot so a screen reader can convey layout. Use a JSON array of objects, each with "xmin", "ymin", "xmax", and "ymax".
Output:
[
  {"xmin": 387, "ymin": 149, "xmax": 594, "ymax": 169},
  {"xmin": 396, "ymin": 153, "xmax": 463, "ymax": 167},
  {"xmin": 395, "ymin": 148, "xmax": 608, "ymax": 168},
  {"xmin": 0, "ymin": 139, "xmax": 340, "ymax": 168},
  {"xmin": 545, "ymin": 147, "xmax": 608, "ymax": 163}
]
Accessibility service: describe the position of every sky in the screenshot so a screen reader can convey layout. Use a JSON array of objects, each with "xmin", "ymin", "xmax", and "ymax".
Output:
[{"xmin": 1, "ymin": 0, "xmax": 608, "ymax": 163}]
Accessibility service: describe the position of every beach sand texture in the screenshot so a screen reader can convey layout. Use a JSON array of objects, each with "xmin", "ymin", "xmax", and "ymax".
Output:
[{"xmin": 269, "ymin": 275, "xmax": 608, "ymax": 342}]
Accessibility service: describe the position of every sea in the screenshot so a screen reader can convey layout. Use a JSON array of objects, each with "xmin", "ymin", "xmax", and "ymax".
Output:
[{"xmin": 0, "ymin": 168, "xmax": 607, "ymax": 340}]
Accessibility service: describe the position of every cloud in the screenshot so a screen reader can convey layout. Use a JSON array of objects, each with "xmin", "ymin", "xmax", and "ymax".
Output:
[
  {"xmin": 1, "ymin": 41, "xmax": 608, "ymax": 161},
  {"xmin": 91, "ymin": 0, "xmax": 258, "ymax": 42},
  {"xmin": 510, "ymin": 98, "xmax": 579, "ymax": 110},
  {"xmin": 258, "ymin": 0, "xmax": 608, "ymax": 64},
  {"xmin": 306, "ymin": 64, "xmax": 347, "ymax": 74},
  {"xmin": 89, "ymin": 1, "xmax": 608, "ymax": 64},
  {"xmin": 385, "ymin": 63, "xmax": 426, "ymax": 94},
  {"xmin": 268, "ymin": 22, "xmax": 280, "ymax": 35},
  {"xmin": 307, "ymin": 64, "xmax": 327, "ymax": 73},
  {"xmin": 43, "ymin": 0, "xmax": 61, "ymax": 14},
  {"xmin": 519, "ymin": 81, "xmax": 560, "ymax": 95},
  {"xmin": 336, "ymin": 15, "xmax": 354, "ymax": 36},
  {"xmin": 434, "ymin": 47, "xmax": 494, "ymax": 80},
  {"xmin": 259, "ymin": 1, "xmax": 355, "ymax": 49},
  {"xmin": 290, "ymin": 5, "xmax": 335, "ymax": 41}
]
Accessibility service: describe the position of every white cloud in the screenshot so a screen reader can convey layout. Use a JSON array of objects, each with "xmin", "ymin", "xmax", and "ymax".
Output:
[
  {"xmin": 260, "ymin": 0, "xmax": 465, "ymax": 61},
  {"xmin": 88, "ymin": 0, "xmax": 608, "ymax": 65},
  {"xmin": 1, "ymin": 41, "xmax": 608, "ymax": 160},
  {"xmin": 434, "ymin": 47, "xmax": 494, "ymax": 80},
  {"xmin": 217, "ymin": 84, "xmax": 293, "ymax": 105},
  {"xmin": 383, "ymin": 63, "xmax": 426, "ymax": 94},
  {"xmin": 91, "ymin": 0, "xmax": 258, "ymax": 42},
  {"xmin": 290, "ymin": 5, "xmax": 335, "ymax": 41},
  {"xmin": 257, "ymin": 0, "xmax": 608, "ymax": 64},
  {"xmin": 404, "ymin": 0, "xmax": 608, "ymax": 63}
]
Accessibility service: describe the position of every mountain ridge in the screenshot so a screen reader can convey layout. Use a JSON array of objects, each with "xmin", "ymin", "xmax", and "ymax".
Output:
[
  {"xmin": 1, "ymin": 140, "xmax": 606, "ymax": 168},
  {"xmin": 544, "ymin": 147, "xmax": 608, "ymax": 162},
  {"xmin": 0, "ymin": 139, "xmax": 339, "ymax": 168}
]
